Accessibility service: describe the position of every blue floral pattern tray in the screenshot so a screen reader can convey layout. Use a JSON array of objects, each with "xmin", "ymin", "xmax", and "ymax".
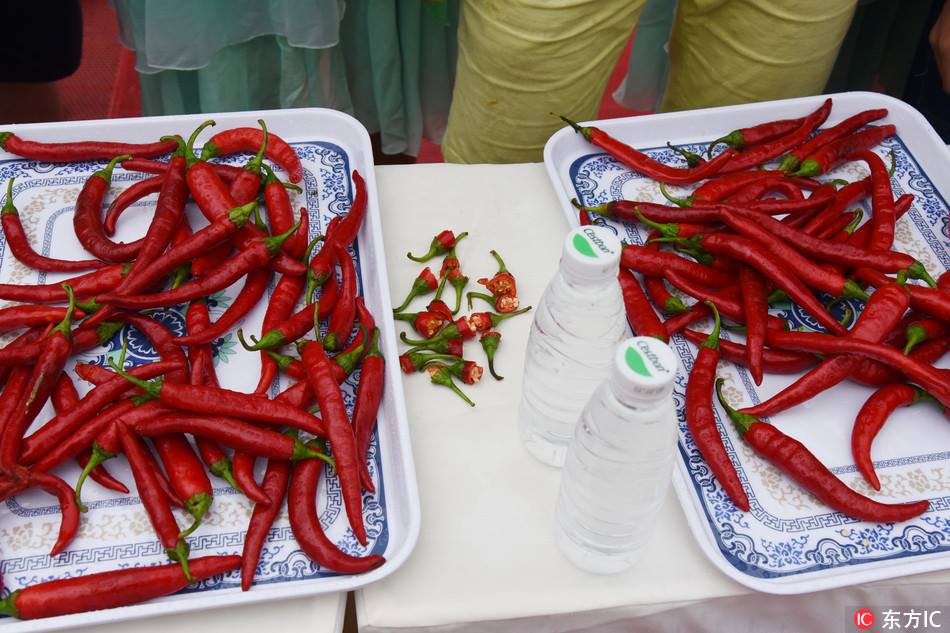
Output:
[
  {"xmin": 544, "ymin": 93, "xmax": 950, "ymax": 594},
  {"xmin": 0, "ymin": 109, "xmax": 418, "ymax": 631}
]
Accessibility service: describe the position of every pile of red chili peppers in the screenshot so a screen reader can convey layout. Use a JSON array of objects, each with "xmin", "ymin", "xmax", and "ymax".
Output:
[
  {"xmin": 394, "ymin": 231, "xmax": 530, "ymax": 403},
  {"xmin": 567, "ymin": 99, "xmax": 946, "ymax": 525},
  {"xmin": 0, "ymin": 121, "xmax": 387, "ymax": 619}
]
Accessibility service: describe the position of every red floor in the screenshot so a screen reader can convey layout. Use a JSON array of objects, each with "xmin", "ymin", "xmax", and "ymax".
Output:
[{"xmin": 55, "ymin": 2, "xmax": 645, "ymax": 163}]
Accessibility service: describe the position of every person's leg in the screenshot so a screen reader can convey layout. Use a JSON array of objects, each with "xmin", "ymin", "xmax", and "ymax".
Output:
[
  {"xmin": 442, "ymin": 0, "xmax": 646, "ymax": 164},
  {"xmin": 661, "ymin": 0, "xmax": 858, "ymax": 112}
]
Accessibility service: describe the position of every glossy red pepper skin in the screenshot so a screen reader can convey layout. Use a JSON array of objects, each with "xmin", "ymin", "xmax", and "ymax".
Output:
[
  {"xmin": 851, "ymin": 336, "xmax": 950, "ymax": 388},
  {"xmin": 152, "ymin": 432, "xmax": 213, "ymax": 530},
  {"xmin": 0, "ymin": 264, "xmax": 126, "ymax": 304},
  {"xmin": 707, "ymin": 116, "xmax": 807, "ymax": 153},
  {"xmin": 853, "ymin": 267, "xmax": 950, "ymax": 322},
  {"xmin": 618, "ymin": 269, "xmax": 667, "ymax": 341},
  {"xmin": 738, "ymin": 267, "xmax": 768, "ymax": 386},
  {"xmin": 73, "ymin": 158, "xmax": 146, "ymax": 262},
  {"xmin": 289, "ymin": 456, "xmax": 385, "ymax": 573},
  {"xmin": 662, "ymin": 272, "xmax": 785, "ymax": 331},
  {"xmin": 0, "ymin": 555, "xmax": 241, "ymax": 620},
  {"xmin": 852, "ymin": 384, "xmax": 927, "ymax": 491},
  {"xmin": 781, "ymin": 108, "xmax": 888, "ymax": 172},
  {"xmin": 793, "ymin": 124, "xmax": 897, "ymax": 177},
  {"xmin": 681, "ymin": 329, "xmax": 816, "ymax": 374},
  {"xmin": 718, "ymin": 381, "xmax": 930, "ymax": 523},
  {"xmin": 201, "ymin": 127, "xmax": 303, "ymax": 183},
  {"xmin": 103, "ymin": 174, "xmax": 163, "ymax": 236},
  {"xmin": 850, "ymin": 150, "xmax": 897, "ymax": 252},
  {"xmin": 621, "ymin": 244, "xmax": 736, "ymax": 288},
  {"xmin": 353, "ymin": 329, "xmax": 384, "ymax": 492},
  {"xmin": 241, "ymin": 456, "xmax": 291, "ymax": 590},
  {"xmin": 325, "ymin": 243, "xmax": 357, "ymax": 351},
  {"xmin": 0, "ymin": 305, "xmax": 80, "ymax": 334},
  {"xmin": 801, "ymin": 178, "xmax": 870, "ymax": 236},
  {"xmin": 742, "ymin": 284, "xmax": 910, "ymax": 418},
  {"xmin": 0, "ymin": 133, "xmax": 178, "ymax": 162},
  {"xmin": 847, "ymin": 194, "xmax": 912, "ymax": 248},
  {"xmin": 300, "ymin": 339, "xmax": 365, "ymax": 544},
  {"xmin": 255, "ymin": 273, "xmax": 306, "ymax": 394},
  {"xmin": 174, "ymin": 268, "xmax": 272, "ymax": 347},
  {"xmin": 121, "ymin": 158, "xmax": 243, "ymax": 182},
  {"xmin": 8, "ymin": 469, "xmax": 80, "ymax": 556}
]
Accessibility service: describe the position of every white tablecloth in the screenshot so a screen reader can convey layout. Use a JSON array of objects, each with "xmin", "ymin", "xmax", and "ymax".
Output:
[{"xmin": 355, "ymin": 162, "xmax": 950, "ymax": 633}]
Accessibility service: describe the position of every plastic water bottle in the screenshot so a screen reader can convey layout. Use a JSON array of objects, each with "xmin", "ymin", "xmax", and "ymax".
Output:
[
  {"xmin": 555, "ymin": 336, "xmax": 678, "ymax": 574},
  {"xmin": 518, "ymin": 225, "xmax": 627, "ymax": 467}
]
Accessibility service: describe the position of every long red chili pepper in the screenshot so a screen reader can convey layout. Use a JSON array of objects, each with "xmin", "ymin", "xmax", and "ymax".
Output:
[
  {"xmin": 307, "ymin": 172, "xmax": 369, "ymax": 291},
  {"xmin": 0, "ymin": 263, "xmax": 126, "ymax": 304},
  {"xmin": 288, "ymin": 455, "xmax": 385, "ymax": 573},
  {"xmin": 853, "ymin": 268, "xmax": 950, "ymax": 321},
  {"xmin": 617, "ymin": 269, "xmax": 667, "ymax": 342},
  {"xmin": 0, "ymin": 555, "xmax": 241, "ymax": 620},
  {"xmin": 621, "ymin": 244, "xmax": 736, "ymax": 288},
  {"xmin": 2, "ymin": 468, "xmax": 80, "ymax": 556},
  {"xmin": 240, "ymin": 455, "xmax": 291, "ymax": 590},
  {"xmin": 685, "ymin": 303, "xmax": 750, "ymax": 511},
  {"xmin": 560, "ymin": 116, "xmax": 738, "ymax": 184},
  {"xmin": 742, "ymin": 284, "xmax": 910, "ymax": 418},
  {"xmin": 18, "ymin": 360, "xmax": 182, "ymax": 465},
  {"xmin": 325, "ymin": 243, "xmax": 358, "ymax": 351},
  {"xmin": 2, "ymin": 179, "xmax": 104, "ymax": 272},
  {"xmin": 681, "ymin": 329, "xmax": 816, "ymax": 374},
  {"xmin": 299, "ymin": 338, "xmax": 366, "ymax": 544},
  {"xmin": 716, "ymin": 379, "xmax": 930, "ymax": 522},
  {"xmin": 152, "ymin": 433, "xmax": 213, "ymax": 537},
  {"xmin": 174, "ymin": 268, "xmax": 271, "ymax": 347},
  {"xmin": 662, "ymin": 270, "xmax": 786, "ymax": 331},
  {"xmin": 0, "ymin": 305, "xmax": 81, "ymax": 335},
  {"xmin": 262, "ymin": 163, "xmax": 307, "ymax": 258},
  {"xmin": 255, "ymin": 274, "xmax": 307, "ymax": 394},
  {"xmin": 201, "ymin": 125, "xmax": 303, "ymax": 183},
  {"xmin": 801, "ymin": 178, "xmax": 869, "ymax": 236},
  {"xmin": 852, "ymin": 384, "xmax": 931, "ymax": 491},
  {"xmin": 847, "ymin": 193, "xmax": 912, "ymax": 248},
  {"xmin": 707, "ymin": 115, "xmax": 808, "ymax": 154},
  {"xmin": 738, "ymin": 267, "xmax": 767, "ymax": 386},
  {"xmin": 792, "ymin": 125, "xmax": 897, "ymax": 177},
  {"xmin": 72, "ymin": 155, "xmax": 148, "ymax": 262},
  {"xmin": 903, "ymin": 318, "xmax": 950, "ymax": 354},
  {"xmin": 226, "ymin": 120, "xmax": 269, "ymax": 205},
  {"xmin": 239, "ymin": 295, "xmax": 336, "ymax": 354},
  {"xmin": 0, "ymin": 133, "xmax": 178, "ymax": 162},
  {"xmin": 779, "ymin": 108, "xmax": 888, "ymax": 173},
  {"xmin": 121, "ymin": 157, "xmax": 243, "ymax": 182},
  {"xmin": 115, "ymin": 421, "xmax": 192, "ymax": 579},
  {"xmin": 852, "ymin": 336, "xmax": 950, "ymax": 387},
  {"xmin": 719, "ymin": 99, "xmax": 832, "ymax": 173},
  {"xmin": 103, "ymin": 174, "xmax": 163, "ymax": 236},
  {"xmin": 850, "ymin": 149, "xmax": 897, "ymax": 252},
  {"xmin": 353, "ymin": 329, "xmax": 384, "ymax": 492}
]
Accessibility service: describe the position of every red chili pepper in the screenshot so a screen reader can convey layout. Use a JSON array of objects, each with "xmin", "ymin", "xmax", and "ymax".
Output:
[
  {"xmin": 707, "ymin": 115, "xmax": 809, "ymax": 154},
  {"xmin": 0, "ymin": 286, "xmax": 76, "ymax": 468},
  {"xmin": 852, "ymin": 384, "xmax": 931, "ymax": 491},
  {"xmin": 425, "ymin": 362, "xmax": 476, "ymax": 406},
  {"xmin": 408, "ymin": 230, "xmax": 469, "ymax": 263},
  {"xmin": 151, "ymin": 433, "xmax": 213, "ymax": 537},
  {"xmin": 662, "ymin": 271, "xmax": 786, "ymax": 331},
  {"xmin": 201, "ymin": 125, "xmax": 303, "ymax": 183},
  {"xmin": 289, "ymin": 455, "xmax": 385, "ymax": 573},
  {"xmin": 560, "ymin": 116, "xmax": 739, "ymax": 184},
  {"xmin": 393, "ymin": 267, "xmax": 438, "ymax": 313},
  {"xmin": 0, "ymin": 468, "xmax": 80, "ymax": 556},
  {"xmin": 18, "ymin": 360, "xmax": 184, "ymax": 465},
  {"xmin": 351, "ymin": 328, "xmax": 384, "ymax": 492},
  {"xmin": 241, "ymin": 455, "xmax": 291, "ymax": 591},
  {"xmin": 2, "ymin": 179, "xmax": 104, "ymax": 272},
  {"xmin": 800, "ymin": 178, "xmax": 870, "ymax": 236},
  {"xmin": 173, "ymin": 268, "xmax": 271, "ymax": 347},
  {"xmin": 72, "ymin": 155, "xmax": 148, "ymax": 262},
  {"xmin": 306, "ymin": 171, "xmax": 368, "ymax": 289},
  {"xmin": 239, "ymin": 292, "xmax": 335, "ymax": 354},
  {"xmin": 779, "ymin": 108, "xmax": 888, "ymax": 173},
  {"xmin": 115, "ymin": 421, "xmax": 192, "ymax": 579},
  {"xmin": 682, "ymin": 329, "xmax": 817, "ymax": 373},
  {"xmin": 0, "ymin": 305, "xmax": 82, "ymax": 335},
  {"xmin": 742, "ymin": 284, "xmax": 910, "ymax": 418},
  {"xmin": 100, "ymin": 224, "xmax": 297, "ymax": 310},
  {"xmin": 478, "ymin": 249, "xmax": 517, "ymax": 298},
  {"xmin": 716, "ymin": 379, "xmax": 930, "ymax": 522},
  {"xmin": 0, "ymin": 263, "xmax": 127, "ymax": 305},
  {"xmin": 121, "ymin": 157, "xmax": 243, "ymax": 182},
  {"xmin": 719, "ymin": 99, "xmax": 833, "ymax": 173},
  {"xmin": 299, "ymin": 338, "xmax": 366, "ymax": 543},
  {"xmin": 684, "ymin": 304, "xmax": 750, "ymax": 511},
  {"xmin": 792, "ymin": 125, "xmax": 897, "ymax": 177},
  {"xmin": 850, "ymin": 150, "xmax": 897, "ymax": 252},
  {"xmin": 103, "ymin": 174, "xmax": 163, "ymax": 236},
  {"xmin": 723, "ymin": 175, "xmax": 802, "ymax": 204},
  {"xmin": 617, "ymin": 269, "xmax": 667, "ymax": 342},
  {"xmin": 324, "ymin": 243, "xmax": 358, "ymax": 351},
  {"xmin": 819, "ymin": 208, "xmax": 863, "ymax": 241},
  {"xmin": 254, "ymin": 273, "xmax": 306, "ymax": 394},
  {"xmin": 0, "ymin": 133, "xmax": 178, "ymax": 163},
  {"xmin": 394, "ymin": 309, "xmax": 446, "ymax": 339},
  {"xmin": 903, "ymin": 319, "xmax": 950, "ymax": 354},
  {"xmin": 938, "ymin": 271, "xmax": 950, "ymax": 293},
  {"xmin": 621, "ymin": 244, "xmax": 736, "ymax": 289},
  {"xmin": 262, "ymin": 164, "xmax": 307, "ymax": 258},
  {"xmin": 0, "ymin": 555, "xmax": 241, "ymax": 620},
  {"xmin": 852, "ymin": 336, "xmax": 950, "ymax": 387},
  {"xmin": 738, "ymin": 267, "xmax": 768, "ymax": 385},
  {"xmin": 226, "ymin": 120, "xmax": 269, "ymax": 205},
  {"xmin": 853, "ymin": 268, "xmax": 950, "ymax": 321}
]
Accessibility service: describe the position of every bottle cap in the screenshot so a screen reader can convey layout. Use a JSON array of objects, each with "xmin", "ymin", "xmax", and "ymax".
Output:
[
  {"xmin": 560, "ymin": 225, "xmax": 622, "ymax": 283},
  {"xmin": 610, "ymin": 336, "xmax": 678, "ymax": 404}
]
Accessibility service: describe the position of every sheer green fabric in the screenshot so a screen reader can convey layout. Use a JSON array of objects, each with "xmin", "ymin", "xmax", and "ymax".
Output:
[{"xmin": 112, "ymin": 0, "xmax": 458, "ymax": 156}]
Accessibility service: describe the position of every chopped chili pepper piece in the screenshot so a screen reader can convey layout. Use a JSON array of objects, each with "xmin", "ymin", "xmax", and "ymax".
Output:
[{"xmin": 408, "ymin": 230, "xmax": 469, "ymax": 262}]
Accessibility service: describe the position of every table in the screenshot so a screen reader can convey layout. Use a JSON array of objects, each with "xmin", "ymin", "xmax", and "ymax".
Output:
[{"xmin": 355, "ymin": 162, "xmax": 950, "ymax": 633}]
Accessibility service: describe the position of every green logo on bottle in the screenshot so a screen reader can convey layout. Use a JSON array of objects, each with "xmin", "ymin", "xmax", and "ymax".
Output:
[
  {"xmin": 625, "ymin": 347, "xmax": 652, "ymax": 377},
  {"xmin": 572, "ymin": 233, "xmax": 597, "ymax": 258}
]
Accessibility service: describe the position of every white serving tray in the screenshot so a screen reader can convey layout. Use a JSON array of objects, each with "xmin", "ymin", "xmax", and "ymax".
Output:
[
  {"xmin": 0, "ymin": 108, "xmax": 419, "ymax": 630},
  {"xmin": 544, "ymin": 92, "xmax": 950, "ymax": 594}
]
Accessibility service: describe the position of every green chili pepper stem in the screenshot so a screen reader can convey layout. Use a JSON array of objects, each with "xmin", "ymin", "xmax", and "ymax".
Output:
[
  {"xmin": 700, "ymin": 301, "xmax": 721, "ymax": 350},
  {"xmin": 107, "ymin": 355, "xmax": 162, "ymax": 400},
  {"xmin": 0, "ymin": 590, "xmax": 20, "ymax": 618},
  {"xmin": 303, "ymin": 234, "xmax": 325, "ymax": 262},
  {"xmin": 663, "ymin": 296, "xmax": 689, "ymax": 314},
  {"xmin": 658, "ymin": 181, "xmax": 693, "ymax": 208},
  {"xmin": 842, "ymin": 280, "xmax": 870, "ymax": 302},
  {"xmin": 179, "ymin": 492, "xmax": 212, "ymax": 539},
  {"xmin": 0, "ymin": 132, "xmax": 12, "ymax": 149},
  {"xmin": 896, "ymin": 269, "xmax": 910, "ymax": 286},
  {"xmin": 226, "ymin": 201, "xmax": 256, "ymax": 227},
  {"xmin": 706, "ymin": 131, "xmax": 743, "ymax": 158},
  {"xmin": 633, "ymin": 209, "xmax": 680, "ymax": 239},
  {"xmin": 452, "ymin": 283, "xmax": 465, "ymax": 314},
  {"xmin": 407, "ymin": 243, "xmax": 440, "ymax": 263},
  {"xmin": 187, "ymin": 119, "xmax": 216, "ymax": 167},
  {"xmin": 433, "ymin": 274, "xmax": 449, "ymax": 302},
  {"xmin": 74, "ymin": 444, "xmax": 114, "ymax": 513},
  {"xmin": 393, "ymin": 280, "xmax": 428, "ymax": 313},
  {"xmin": 159, "ymin": 135, "xmax": 186, "ymax": 159},
  {"xmin": 2, "ymin": 177, "xmax": 16, "ymax": 215},
  {"xmin": 489, "ymin": 305, "xmax": 532, "ymax": 326},
  {"xmin": 263, "ymin": 218, "xmax": 301, "ymax": 254},
  {"xmin": 715, "ymin": 378, "xmax": 755, "ymax": 435},
  {"xmin": 94, "ymin": 154, "xmax": 132, "ymax": 183},
  {"xmin": 488, "ymin": 249, "xmax": 509, "ymax": 274},
  {"xmin": 169, "ymin": 265, "xmax": 190, "ymax": 289},
  {"xmin": 557, "ymin": 114, "xmax": 593, "ymax": 142},
  {"xmin": 237, "ymin": 328, "xmax": 285, "ymax": 352},
  {"xmin": 676, "ymin": 245, "xmax": 715, "ymax": 266},
  {"xmin": 907, "ymin": 261, "xmax": 937, "ymax": 289},
  {"xmin": 244, "ymin": 119, "xmax": 268, "ymax": 173},
  {"xmin": 844, "ymin": 208, "xmax": 864, "ymax": 234},
  {"xmin": 209, "ymin": 458, "xmax": 241, "ymax": 491},
  {"xmin": 778, "ymin": 154, "xmax": 800, "ymax": 173},
  {"xmin": 467, "ymin": 291, "xmax": 494, "ymax": 310},
  {"xmin": 792, "ymin": 159, "xmax": 820, "ymax": 178},
  {"xmin": 167, "ymin": 540, "xmax": 194, "ymax": 583},
  {"xmin": 887, "ymin": 151, "xmax": 896, "ymax": 177},
  {"xmin": 52, "ymin": 284, "xmax": 76, "ymax": 339},
  {"xmin": 903, "ymin": 323, "xmax": 927, "ymax": 355},
  {"xmin": 667, "ymin": 142, "xmax": 702, "ymax": 168},
  {"xmin": 429, "ymin": 365, "xmax": 475, "ymax": 407}
]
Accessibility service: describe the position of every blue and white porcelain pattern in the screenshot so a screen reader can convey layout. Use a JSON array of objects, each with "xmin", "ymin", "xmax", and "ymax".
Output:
[
  {"xmin": 0, "ymin": 141, "xmax": 388, "ymax": 597},
  {"xmin": 567, "ymin": 137, "xmax": 950, "ymax": 584}
]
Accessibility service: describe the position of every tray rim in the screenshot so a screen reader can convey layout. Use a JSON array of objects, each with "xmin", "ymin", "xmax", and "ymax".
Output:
[{"xmin": 0, "ymin": 106, "xmax": 421, "ymax": 631}]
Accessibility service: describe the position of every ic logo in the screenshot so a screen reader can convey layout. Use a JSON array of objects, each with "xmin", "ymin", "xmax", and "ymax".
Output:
[{"xmin": 854, "ymin": 608, "xmax": 875, "ymax": 630}]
